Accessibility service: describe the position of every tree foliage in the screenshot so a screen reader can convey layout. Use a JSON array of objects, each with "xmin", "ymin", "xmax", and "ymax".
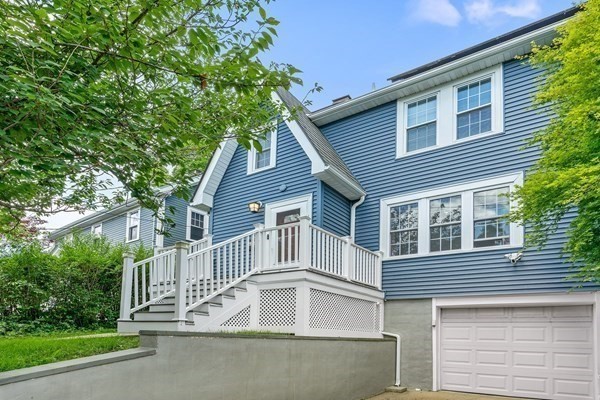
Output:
[
  {"xmin": 512, "ymin": 1, "xmax": 600, "ymax": 282},
  {"xmin": 0, "ymin": 0, "xmax": 300, "ymax": 236}
]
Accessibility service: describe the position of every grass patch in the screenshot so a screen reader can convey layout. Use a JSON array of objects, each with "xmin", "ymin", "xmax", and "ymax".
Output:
[{"xmin": 0, "ymin": 330, "xmax": 139, "ymax": 372}]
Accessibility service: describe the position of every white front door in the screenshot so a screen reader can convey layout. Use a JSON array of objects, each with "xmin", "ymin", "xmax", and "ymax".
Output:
[
  {"xmin": 264, "ymin": 195, "xmax": 312, "ymax": 268},
  {"xmin": 440, "ymin": 305, "xmax": 595, "ymax": 400}
]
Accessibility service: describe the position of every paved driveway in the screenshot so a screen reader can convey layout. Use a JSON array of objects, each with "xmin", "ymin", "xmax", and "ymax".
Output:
[{"xmin": 367, "ymin": 390, "xmax": 532, "ymax": 400}]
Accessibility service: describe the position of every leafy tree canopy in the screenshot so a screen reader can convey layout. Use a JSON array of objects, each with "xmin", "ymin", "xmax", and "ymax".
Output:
[
  {"xmin": 512, "ymin": 1, "xmax": 600, "ymax": 282},
  {"xmin": 0, "ymin": 0, "xmax": 300, "ymax": 237}
]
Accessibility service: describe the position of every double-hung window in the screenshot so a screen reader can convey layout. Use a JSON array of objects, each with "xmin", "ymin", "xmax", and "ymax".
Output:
[
  {"xmin": 187, "ymin": 207, "xmax": 206, "ymax": 241},
  {"xmin": 248, "ymin": 129, "xmax": 277, "ymax": 174},
  {"xmin": 396, "ymin": 66, "xmax": 503, "ymax": 158},
  {"xmin": 456, "ymin": 78, "xmax": 492, "ymax": 139},
  {"xmin": 389, "ymin": 203, "xmax": 419, "ymax": 256},
  {"xmin": 406, "ymin": 96, "xmax": 437, "ymax": 152},
  {"xmin": 429, "ymin": 195, "xmax": 461, "ymax": 252},
  {"xmin": 381, "ymin": 173, "xmax": 523, "ymax": 258},
  {"xmin": 473, "ymin": 187, "xmax": 510, "ymax": 247},
  {"xmin": 126, "ymin": 209, "xmax": 140, "ymax": 242},
  {"xmin": 91, "ymin": 223, "xmax": 102, "ymax": 236}
]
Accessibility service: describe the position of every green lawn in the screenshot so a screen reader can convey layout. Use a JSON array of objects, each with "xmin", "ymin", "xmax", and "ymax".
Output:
[{"xmin": 0, "ymin": 330, "xmax": 140, "ymax": 372}]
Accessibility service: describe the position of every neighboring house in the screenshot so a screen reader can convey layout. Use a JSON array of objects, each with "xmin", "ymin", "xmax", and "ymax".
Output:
[
  {"xmin": 49, "ymin": 182, "xmax": 206, "ymax": 252},
  {"xmin": 118, "ymin": 7, "xmax": 599, "ymax": 400}
]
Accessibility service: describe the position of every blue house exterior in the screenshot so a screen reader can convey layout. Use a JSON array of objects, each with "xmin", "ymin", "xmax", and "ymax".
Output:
[{"xmin": 189, "ymin": 7, "xmax": 599, "ymax": 399}]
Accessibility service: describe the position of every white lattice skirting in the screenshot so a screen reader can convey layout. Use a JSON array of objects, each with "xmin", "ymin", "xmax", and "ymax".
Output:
[{"xmin": 211, "ymin": 271, "xmax": 383, "ymax": 338}]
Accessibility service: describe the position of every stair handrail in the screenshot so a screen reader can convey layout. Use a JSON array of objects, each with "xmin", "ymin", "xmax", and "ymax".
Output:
[{"xmin": 184, "ymin": 228, "xmax": 262, "ymax": 314}]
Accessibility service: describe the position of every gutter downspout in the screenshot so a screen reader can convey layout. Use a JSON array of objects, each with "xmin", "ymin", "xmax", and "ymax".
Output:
[
  {"xmin": 381, "ymin": 331, "xmax": 401, "ymax": 386},
  {"xmin": 350, "ymin": 195, "xmax": 366, "ymax": 239}
]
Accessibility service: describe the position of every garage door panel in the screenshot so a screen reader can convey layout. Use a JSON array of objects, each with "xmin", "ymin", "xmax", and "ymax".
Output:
[
  {"xmin": 441, "ymin": 326, "xmax": 471, "ymax": 341},
  {"xmin": 513, "ymin": 375, "xmax": 549, "ymax": 395},
  {"xmin": 553, "ymin": 352, "xmax": 593, "ymax": 371},
  {"xmin": 476, "ymin": 326, "xmax": 509, "ymax": 342},
  {"xmin": 513, "ymin": 325, "xmax": 549, "ymax": 343},
  {"xmin": 440, "ymin": 305, "xmax": 594, "ymax": 400},
  {"xmin": 441, "ymin": 349, "xmax": 472, "ymax": 367},
  {"xmin": 513, "ymin": 351, "xmax": 548, "ymax": 368},
  {"xmin": 554, "ymin": 379, "xmax": 594, "ymax": 399},
  {"xmin": 476, "ymin": 350, "xmax": 507, "ymax": 366},
  {"xmin": 475, "ymin": 373, "xmax": 509, "ymax": 391},
  {"xmin": 553, "ymin": 326, "xmax": 592, "ymax": 344}
]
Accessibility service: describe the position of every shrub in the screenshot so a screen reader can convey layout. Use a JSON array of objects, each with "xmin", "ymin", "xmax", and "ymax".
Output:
[{"xmin": 0, "ymin": 235, "xmax": 151, "ymax": 334}]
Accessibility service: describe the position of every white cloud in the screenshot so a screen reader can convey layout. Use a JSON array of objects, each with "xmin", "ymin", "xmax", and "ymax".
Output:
[
  {"xmin": 413, "ymin": 0, "xmax": 463, "ymax": 27},
  {"xmin": 465, "ymin": 0, "xmax": 541, "ymax": 23}
]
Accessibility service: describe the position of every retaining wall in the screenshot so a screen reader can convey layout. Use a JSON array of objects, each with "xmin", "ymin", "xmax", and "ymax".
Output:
[{"xmin": 0, "ymin": 331, "xmax": 395, "ymax": 400}]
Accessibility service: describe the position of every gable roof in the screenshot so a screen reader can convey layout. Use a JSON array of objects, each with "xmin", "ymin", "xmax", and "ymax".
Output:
[
  {"xmin": 274, "ymin": 88, "xmax": 364, "ymax": 195},
  {"xmin": 191, "ymin": 89, "xmax": 366, "ymax": 209}
]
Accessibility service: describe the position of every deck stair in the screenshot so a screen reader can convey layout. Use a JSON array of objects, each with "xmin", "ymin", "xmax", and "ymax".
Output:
[{"xmin": 118, "ymin": 217, "xmax": 385, "ymax": 337}]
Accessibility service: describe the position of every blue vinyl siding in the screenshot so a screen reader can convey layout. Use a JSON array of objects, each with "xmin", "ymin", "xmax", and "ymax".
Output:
[
  {"xmin": 321, "ymin": 183, "xmax": 352, "ymax": 237},
  {"xmin": 211, "ymin": 122, "xmax": 319, "ymax": 243},
  {"xmin": 320, "ymin": 59, "xmax": 597, "ymax": 299},
  {"xmin": 163, "ymin": 194, "xmax": 191, "ymax": 247},
  {"xmin": 76, "ymin": 207, "xmax": 155, "ymax": 248}
]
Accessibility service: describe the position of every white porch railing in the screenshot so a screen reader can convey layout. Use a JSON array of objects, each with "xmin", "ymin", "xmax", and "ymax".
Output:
[
  {"xmin": 154, "ymin": 236, "xmax": 211, "ymax": 256},
  {"xmin": 120, "ymin": 217, "xmax": 382, "ymax": 321}
]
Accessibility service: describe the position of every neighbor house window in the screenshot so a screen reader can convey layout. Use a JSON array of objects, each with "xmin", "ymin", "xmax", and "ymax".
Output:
[
  {"xmin": 248, "ymin": 129, "xmax": 277, "ymax": 174},
  {"xmin": 381, "ymin": 173, "xmax": 523, "ymax": 258},
  {"xmin": 389, "ymin": 203, "xmax": 419, "ymax": 256},
  {"xmin": 91, "ymin": 223, "xmax": 102, "ymax": 236},
  {"xmin": 456, "ymin": 78, "xmax": 492, "ymax": 139},
  {"xmin": 126, "ymin": 209, "xmax": 140, "ymax": 242},
  {"xmin": 187, "ymin": 208, "xmax": 205, "ymax": 241},
  {"xmin": 473, "ymin": 187, "xmax": 510, "ymax": 248},
  {"xmin": 406, "ymin": 95, "xmax": 437, "ymax": 152},
  {"xmin": 429, "ymin": 195, "xmax": 461, "ymax": 252}
]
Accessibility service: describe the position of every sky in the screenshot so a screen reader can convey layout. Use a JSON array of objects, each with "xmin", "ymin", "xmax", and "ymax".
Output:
[{"xmin": 45, "ymin": 0, "xmax": 575, "ymax": 231}]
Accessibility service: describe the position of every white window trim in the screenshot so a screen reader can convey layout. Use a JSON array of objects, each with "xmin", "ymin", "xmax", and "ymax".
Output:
[
  {"xmin": 380, "ymin": 172, "xmax": 523, "ymax": 260},
  {"xmin": 398, "ymin": 91, "xmax": 441, "ymax": 157},
  {"xmin": 247, "ymin": 129, "xmax": 277, "ymax": 175},
  {"xmin": 396, "ymin": 65, "xmax": 504, "ymax": 158},
  {"xmin": 125, "ymin": 208, "xmax": 141, "ymax": 243},
  {"xmin": 186, "ymin": 206, "xmax": 208, "ymax": 241},
  {"xmin": 91, "ymin": 223, "xmax": 102, "ymax": 236},
  {"xmin": 264, "ymin": 194, "xmax": 313, "ymax": 227}
]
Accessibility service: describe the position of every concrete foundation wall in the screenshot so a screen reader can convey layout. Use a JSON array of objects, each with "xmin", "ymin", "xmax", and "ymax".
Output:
[
  {"xmin": 384, "ymin": 299, "xmax": 433, "ymax": 390},
  {"xmin": 0, "ymin": 332, "xmax": 395, "ymax": 400}
]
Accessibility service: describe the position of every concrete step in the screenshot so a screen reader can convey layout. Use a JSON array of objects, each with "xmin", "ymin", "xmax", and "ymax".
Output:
[
  {"xmin": 384, "ymin": 386, "xmax": 407, "ymax": 393},
  {"xmin": 118, "ymin": 319, "xmax": 193, "ymax": 333},
  {"xmin": 134, "ymin": 311, "xmax": 175, "ymax": 321}
]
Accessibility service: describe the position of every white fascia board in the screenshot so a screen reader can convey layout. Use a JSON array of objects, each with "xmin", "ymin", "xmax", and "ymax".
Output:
[
  {"xmin": 191, "ymin": 139, "xmax": 236, "ymax": 209},
  {"xmin": 271, "ymin": 91, "xmax": 326, "ymax": 174},
  {"xmin": 309, "ymin": 22, "xmax": 563, "ymax": 126},
  {"xmin": 316, "ymin": 167, "xmax": 365, "ymax": 200}
]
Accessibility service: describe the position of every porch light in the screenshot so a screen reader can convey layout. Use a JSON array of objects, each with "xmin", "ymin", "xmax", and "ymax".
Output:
[{"xmin": 248, "ymin": 201, "xmax": 263, "ymax": 213}]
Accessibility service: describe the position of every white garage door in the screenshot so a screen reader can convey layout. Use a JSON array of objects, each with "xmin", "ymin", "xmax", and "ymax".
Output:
[{"xmin": 440, "ymin": 306, "xmax": 595, "ymax": 400}]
